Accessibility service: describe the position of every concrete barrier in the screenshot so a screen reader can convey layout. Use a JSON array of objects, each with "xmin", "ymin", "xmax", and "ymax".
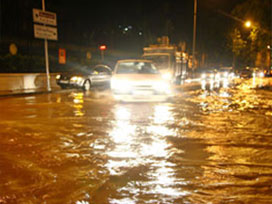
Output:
[{"xmin": 0, "ymin": 73, "xmax": 59, "ymax": 92}]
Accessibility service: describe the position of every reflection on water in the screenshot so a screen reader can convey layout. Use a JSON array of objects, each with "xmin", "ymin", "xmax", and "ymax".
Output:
[
  {"xmin": 72, "ymin": 92, "xmax": 85, "ymax": 117},
  {"xmin": 106, "ymin": 104, "xmax": 188, "ymax": 203}
]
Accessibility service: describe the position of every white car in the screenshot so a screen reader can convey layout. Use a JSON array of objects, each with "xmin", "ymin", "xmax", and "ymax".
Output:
[{"xmin": 111, "ymin": 59, "xmax": 173, "ymax": 102}]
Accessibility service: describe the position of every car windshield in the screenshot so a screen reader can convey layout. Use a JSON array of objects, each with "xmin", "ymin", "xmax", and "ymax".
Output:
[
  {"xmin": 116, "ymin": 62, "xmax": 159, "ymax": 74},
  {"xmin": 143, "ymin": 55, "xmax": 169, "ymax": 70},
  {"xmin": 241, "ymin": 69, "xmax": 252, "ymax": 73}
]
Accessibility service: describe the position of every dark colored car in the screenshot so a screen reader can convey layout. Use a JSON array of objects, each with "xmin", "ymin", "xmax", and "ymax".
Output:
[
  {"xmin": 56, "ymin": 64, "xmax": 112, "ymax": 90},
  {"xmin": 239, "ymin": 67, "xmax": 265, "ymax": 79},
  {"xmin": 264, "ymin": 69, "xmax": 272, "ymax": 77},
  {"xmin": 239, "ymin": 69, "xmax": 253, "ymax": 78}
]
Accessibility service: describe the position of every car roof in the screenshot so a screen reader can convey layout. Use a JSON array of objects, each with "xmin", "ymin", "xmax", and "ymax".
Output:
[
  {"xmin": 116, "ymin": 59, "xmax": 153, "ymax": 63},
  {"xmin": 94, "ymin": 64, "xmax": 111, "ymax": 69}
]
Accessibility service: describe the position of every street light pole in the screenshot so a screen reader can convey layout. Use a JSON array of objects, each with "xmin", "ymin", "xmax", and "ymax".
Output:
[
  {"xmin": 192, "ymin": 0, "xmax": 197, "ymax": 72},
  {"xmin": 42, "ymin": 0, "xmax": 51, "ymax": 91}
]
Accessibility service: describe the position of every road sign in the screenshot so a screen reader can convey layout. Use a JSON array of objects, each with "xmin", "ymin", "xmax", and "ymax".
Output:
[
  {"xmin": 59, "ymin": 48, "xmax": 66, "ymax": 64},
  {"xmin": 9, "ymin": 43, "xmax": 18, "ymax": 55},
  {"xmin": 34, "ymin": 24, "xmax": 58, "ymax": 40},
  {"xmin": 33, "ymin": 8, "xmax": 57, "ymax": 26}
]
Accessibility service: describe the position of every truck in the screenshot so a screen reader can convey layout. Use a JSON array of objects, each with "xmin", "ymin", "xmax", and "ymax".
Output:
[{"xmin": 143, "ymin": 36, "xmax": 188, "ymax": 84}]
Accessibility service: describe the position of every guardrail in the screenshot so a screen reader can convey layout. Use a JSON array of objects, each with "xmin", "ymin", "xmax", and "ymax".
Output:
[{"xmin": 0, "ymin": 73, "xmax": 59, "ymax": 92}]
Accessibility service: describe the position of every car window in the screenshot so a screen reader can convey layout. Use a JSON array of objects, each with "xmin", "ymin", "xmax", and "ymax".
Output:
[
  {"xmin": 94, "ymin": 66, "xmax": 111, "ymax": 74},
  {"xmin": 116, "ymin": 62, "xmax": 159, "ymax": 74}
]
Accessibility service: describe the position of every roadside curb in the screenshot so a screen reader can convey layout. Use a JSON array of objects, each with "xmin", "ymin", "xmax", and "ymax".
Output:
[{"xmin": 0, "ymin": 89, "xmax": 71, "ymax": 98}]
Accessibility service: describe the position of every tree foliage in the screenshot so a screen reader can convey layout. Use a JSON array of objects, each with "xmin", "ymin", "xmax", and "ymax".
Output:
[
  {"xmin": 231, "ymin": 28, "xmax": 246, "ymax": 56},
  {"xmin": 229, "ymin": 0, "xmax": 271, "ymax": 67}
]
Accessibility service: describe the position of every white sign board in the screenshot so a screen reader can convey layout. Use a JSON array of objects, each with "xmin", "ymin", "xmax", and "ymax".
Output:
[
  {"xmin": 33, "ymin": 8, "xmax": 57, "ymax": 26},
  {"xmin": 34, "ymin": 24, "xmax": 58, "ymax": 40}
]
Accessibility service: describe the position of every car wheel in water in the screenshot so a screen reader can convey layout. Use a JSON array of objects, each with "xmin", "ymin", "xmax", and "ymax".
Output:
[
  {"xmin": 83, "ymin": 80, "xmax": 91, "ymax": 91},
  {"xmin": 60, "ymin": 85, "xmax": 67, "ymax": 89}
]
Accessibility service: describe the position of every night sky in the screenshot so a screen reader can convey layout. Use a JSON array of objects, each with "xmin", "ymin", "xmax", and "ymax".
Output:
[{"xmin": 1, "ymin": 0, "xmax": 246, "ymax": 65}]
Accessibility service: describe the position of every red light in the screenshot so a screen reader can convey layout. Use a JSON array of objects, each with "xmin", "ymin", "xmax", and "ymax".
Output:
[{"xmin": 99, "ymin": 45, "xmax": 107, "ymax": 51}]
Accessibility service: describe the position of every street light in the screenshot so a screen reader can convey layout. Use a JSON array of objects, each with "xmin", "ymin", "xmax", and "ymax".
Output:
[{"xmin": 245, "ymin": 20, "xmax": 252, "ymax": 28}]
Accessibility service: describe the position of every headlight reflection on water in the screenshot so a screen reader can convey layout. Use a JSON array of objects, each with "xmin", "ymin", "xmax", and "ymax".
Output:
[
  {"xmin": 106, "ymin": 104, "xmax": 189, "ymax": 202},
  {"xmin": 72, "ymin": 92, "xmax": 85, "ymax": 117}
]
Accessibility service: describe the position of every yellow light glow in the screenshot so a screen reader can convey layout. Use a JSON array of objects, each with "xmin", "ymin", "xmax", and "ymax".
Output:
[
  {"xmin": 245, "ymin": 21, "xmax": 252, "ymax": 28},
  {"xmin": 72, "ymin": 93, "xmax": 84, "ymax": 117}
]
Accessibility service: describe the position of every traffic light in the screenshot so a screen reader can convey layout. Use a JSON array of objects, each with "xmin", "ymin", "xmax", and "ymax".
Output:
[{"xmin": 99, "ymin": 45, "xmax": 107, "ymax": 51}]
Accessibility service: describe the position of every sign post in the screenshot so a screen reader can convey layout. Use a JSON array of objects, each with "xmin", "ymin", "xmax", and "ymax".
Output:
[
  {"xmin": 99, "ymin": 45, "xmax": 107, "ymax": 62},
  {"xmin": 43, "ymin": 0, "xmax": 50, "ymax": 91},
  {"xmin": 33, "ymin": 0, "xmax": 57, "ymax": 91}
]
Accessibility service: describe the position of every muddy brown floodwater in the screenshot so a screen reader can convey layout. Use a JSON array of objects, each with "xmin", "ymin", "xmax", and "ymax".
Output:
[{"xmin": 0, "ymin": 78, "xmax": 272, "ymax": 204}]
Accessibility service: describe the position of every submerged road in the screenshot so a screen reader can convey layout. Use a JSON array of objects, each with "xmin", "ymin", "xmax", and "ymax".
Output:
[{"xmin": 0, "ymin": 78, "xmax": 272, "ymax": 204}]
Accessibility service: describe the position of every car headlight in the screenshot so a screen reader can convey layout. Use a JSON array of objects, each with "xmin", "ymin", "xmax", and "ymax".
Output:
[
  {"xmin": 56, "ymin": 74, "xmax": 61, "ymax": 80},
  {"xmin": 258, "ymin": 72, "xmax": 264, "ymax": 78},
  {"xmin": 162, "ymin": 73, "xmax": 172, "ymax": 80},
  {"xmin": 71, "ymin": 76, "xmax": 83, "ymax": 82},
  {"xmin": 153, "ymin": 81, "xmax": 171, "ymax": 94},
  {"xmin": 111, "ymin": 79, "xmax": 131, "ymax": 93}
]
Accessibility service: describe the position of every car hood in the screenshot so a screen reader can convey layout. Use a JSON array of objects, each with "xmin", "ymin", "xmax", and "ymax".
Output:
[
  {"xmin": 60, "ymin": 72, "xmax": 86, "ymax": 78},
  {"xmin": 113, "ymin": 74, "xmax": 164, "ymax": 82},
  {"xmin": 111, "ymin": 74, "xmax": 169, "ymax": 87}
]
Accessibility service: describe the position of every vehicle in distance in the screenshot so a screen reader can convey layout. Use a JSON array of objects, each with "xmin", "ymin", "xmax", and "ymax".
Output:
[
  {"xmin": 200, "ymin": 69, "xmax": 220, "ymax": 81},
  {"xmin": 56, "ymin": 64, "xmax": 112, "ymax": 90},
  {"xmin": 218, "ymin": 67, "xmax": 235, "ymax": 79},
  {"xmin": 239, "ymin": 67, "xmax": 264, "ymax": 79},
  {"xmin": 111, "ymin": 59, "xmax": 173, "ymax": 102}
]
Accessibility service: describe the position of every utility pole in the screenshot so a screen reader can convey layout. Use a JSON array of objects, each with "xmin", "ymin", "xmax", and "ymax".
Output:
[
  {"xmin": 42, "ymin": 0, "xmax": 51, "ymax": 91},
  {"xmin": 0, "ymin": 0, "xmax": 2, "ymax": 42},
  {"xmin": 192, "ymin": 0, "xmax": 197, "ymax": 72}
]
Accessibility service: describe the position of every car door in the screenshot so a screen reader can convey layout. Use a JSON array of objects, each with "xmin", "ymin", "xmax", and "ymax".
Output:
[{"xmin": 92, "ymin": 65, "xmax": 112, "ymax": 86}]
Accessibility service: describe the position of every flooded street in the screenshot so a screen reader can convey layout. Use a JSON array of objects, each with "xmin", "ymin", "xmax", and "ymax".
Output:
[{"xmin": 1, "ymin": 79, "xmax": 272, "ymax": 204}]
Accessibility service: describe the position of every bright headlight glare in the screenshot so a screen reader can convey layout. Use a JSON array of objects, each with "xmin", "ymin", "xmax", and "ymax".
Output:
[
  {"xmin": 162, "ymin": 73, "xmax": 172, "ymax": 80},
  {"xmin": 154, "ymin": 81, "xmax": 171, "ymax": 93},
  {"xmin": 201, "ymin": 74, "xmax": 206, "ymax": 79},
  {"xmin": 258, "ymin": 72, "xmax": 264, "ymax": 78},
  {"xmin": 71, "ymin": 76, "xmax": 83, "ymax": 82},
  {"xmin": 111, "ymin": 79, "xmax": 131, "ymax": 92},
  {"xmin": 56, "ymin": 74, "xmax": 61, "ymax": 80}
]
